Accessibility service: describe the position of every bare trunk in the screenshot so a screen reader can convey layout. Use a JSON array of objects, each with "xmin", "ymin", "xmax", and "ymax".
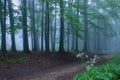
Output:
[
  {"xmin": 45, "ymin": 1, "xmax": 50, "ymax": 52},
  {"xmin": 82, "ymin": 0, "xmax": 88, "ymax": 52},
  {"xmin": 53, "ymin": 2, "xmax": 57, "ymax": 52},
  {"xmin": 41, "ymin": 3, "xmax": 44, "ymax": 51},
  {"xmin": 1, "ymin": 0, "xmax": 6, "ymax": 52},
  {"xmin": 22, "ymin": 0, "xmax": 29, "ymax": 53},
  {"xmin": 59, "ymin": 0, "xmax": 65, "ymax": 53},
  {"xmin": 8, "ymin": 0, "xmax": 16, "ymax": 52}
]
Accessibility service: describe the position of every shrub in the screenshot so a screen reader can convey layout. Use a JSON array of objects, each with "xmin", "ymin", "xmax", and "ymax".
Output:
[
  {"xmin": 73, "ymin": 53, "xmax": 120, "ymax": 80},
  {"xmin": 76, "ymin": 53, "xmax": 100, "ymax": 71},
  {"xmin": 6, "ymin": 58, "xmax": 16, "ymax": 64},
  {"xmin": 18, "ymin": 56, "xmax": 30, "ymax": 64},
  {"xmin": 0, "ymin": 56, "xmax": 30, "ymax": 65}
]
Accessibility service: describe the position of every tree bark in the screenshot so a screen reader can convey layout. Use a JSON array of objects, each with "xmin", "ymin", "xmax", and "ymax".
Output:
[
  {"xmin": 53, "ymin": 2, "xmax": 57, "ymax": 52},
  {"xmin": 59, "ymin": 0, "xmax": 65, "ymax": 53},
  {"xmin": 22, "ymin": 0, "xmax": 30, "ymax": 53},
  {"xmin": 41, "ymin": 3, "xmax": 44, "ymax": 52},
  {"xmin": 45, "ymin": 1, "xmax": 50, "ymax": 52},
  {"xmin": 75, "ymin": 0, "xmax": 79, "ymax": 51},
  {"xmin": 82, "ymin": 0, "xmax": 88, "ymax": 53},
  {"xmin": 0, "ymin": 0, "xmax": 6, "ymax": 52},
  {"xmin": 8, "ymin": 0, "xmax": 16, "ymax": 52},
  {"xmin": 32, "ymin": 0, "xmax": 37, "ymax": 52}
]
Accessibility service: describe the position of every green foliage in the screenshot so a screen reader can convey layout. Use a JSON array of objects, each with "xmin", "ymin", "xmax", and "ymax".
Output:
[
  {"xmin": 6, "ymin": 58, "xmax": 16, "ymax": 64},
  {"xmin": 73, "ymin": 53, "xmax": 120, "ymax": 80},
  {"xmin": 0, "ymin": 56, "xmax": 30, "ymax": 65},
  {"xmin": 18, "ymin": 56, "xmax": 30, "ymax": 64}
]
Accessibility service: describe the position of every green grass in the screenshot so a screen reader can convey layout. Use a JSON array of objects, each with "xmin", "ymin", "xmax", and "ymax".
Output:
[{"xmin": 73, "ymin": 53, "xmax": 120, "ymax": 80}]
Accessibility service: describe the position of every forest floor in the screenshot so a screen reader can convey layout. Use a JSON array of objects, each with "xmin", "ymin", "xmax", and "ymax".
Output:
[{"xmin": 0, "ymin": 52, "xmax": 115, "ymax": 80}]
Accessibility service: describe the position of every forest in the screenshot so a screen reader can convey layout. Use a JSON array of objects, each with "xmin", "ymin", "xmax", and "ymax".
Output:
[
  {"xmin": 0, "ymin": 0, "xmax": 119, "ymax": 53},
  {"xmin": 0, "ymin": 0, "xmax": 120, "ymax": 80}
]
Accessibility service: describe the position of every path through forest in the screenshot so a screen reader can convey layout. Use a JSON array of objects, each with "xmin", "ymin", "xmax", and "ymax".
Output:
[{"xmin": 14, "ymin": 54, "xmax": 114, "ymax": 80}]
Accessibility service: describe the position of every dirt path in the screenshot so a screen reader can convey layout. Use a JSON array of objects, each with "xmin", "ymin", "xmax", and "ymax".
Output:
[
  {"xmin": 14, "ymin": 54, "xmax": 115, "ymax": 80},
  {"xmin": 14, "ymin": 62, "xmax": 84, "ymax": 80}
]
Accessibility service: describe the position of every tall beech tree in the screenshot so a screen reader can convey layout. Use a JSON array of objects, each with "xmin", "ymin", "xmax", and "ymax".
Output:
[
  {"xmin": 59, "ymin": 0, "xmax": 65, "ymax": 53},
  {"xmin": 41, "ymin": 2, "xmax": 45, "ymax": 52},
  {"xmin": 22, "ymin": 0, "xmax": 29, "ymax": 52},
  {"xmin": 30, "ymin": 0, "xmax": 38, "ymax": 51},
  {"xmin": 45, "ymin": 0, "xmax": 50, "ymax": 52},
  {"xmin": 1, "ymin": 0, "xmax": 6, "ymax": 52},
  {"xmin": 82, "ymin": 0, "xmax": 88, "ymax": 52},
  {"xmin": 53, "ymin": 1, "xmax": 57, "ymax": 52},
  {"xmin": 8, "ymin": 0, "xmax": 16, "ymax": 52}
]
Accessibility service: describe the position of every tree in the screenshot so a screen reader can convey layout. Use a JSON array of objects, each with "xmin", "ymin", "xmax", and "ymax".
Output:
[
  {"xmin": 8, "ymin": 0, "xmax": 16, "ymax": 52},
  {"xmin": 0, "ymin": 0, "xmax": 6, "ymax": 52},
  {"xmin": 82, "ymin": 0, "xmax": 88, "ymax": 52},
  {"xmin": 53, "ymin": 1, "xmax": 57, "ymax": 52},
  {"xmin": 31, "ymin": 0, "xmax": 38, "ymax": 52},
  {"xmin": 45, "ymin": 0, "xmax": 50, "ymax": 52},
  {"xmin": 59, "ymin": 0, "xmax": 65, "ymax": 53},
  {"xmin": 41, "ymin": 2, "xmax": 45, "ymax": 52},
  {"xmin": 22, "ymin": 0, "xmax": 29, "ymax": 52},
  {"xmin": 75, "ymin": 0, "xmax": 80, "ymax": 51}
]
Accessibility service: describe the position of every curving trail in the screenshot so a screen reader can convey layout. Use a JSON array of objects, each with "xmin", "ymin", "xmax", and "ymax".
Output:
[{"xmin": 14, "ymin": 54, "xmax": 115, "ymax": 80}]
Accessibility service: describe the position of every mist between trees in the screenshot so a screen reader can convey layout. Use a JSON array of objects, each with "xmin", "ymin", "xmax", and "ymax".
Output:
[{"xmin": 0, "ymin": 0, "xmax": 120, "ymax": 53}]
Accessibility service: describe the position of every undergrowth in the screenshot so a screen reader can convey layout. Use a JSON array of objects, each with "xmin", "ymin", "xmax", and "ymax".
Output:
[
  {"xmin": 0, "ymin": 55, "xmax": 30, "ymax": 65},
  {"xmin": 73, "ymin": 53, "xmax": 120, "ymax": 80}
]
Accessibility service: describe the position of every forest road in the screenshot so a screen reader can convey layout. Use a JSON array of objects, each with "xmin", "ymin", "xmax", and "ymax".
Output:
[{"xmin": 14, "ymin": 54, "xmax": 115, "ymax": 80}]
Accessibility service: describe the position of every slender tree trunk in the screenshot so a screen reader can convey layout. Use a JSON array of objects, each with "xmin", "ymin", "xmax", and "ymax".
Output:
[
  {"xmin": 96, "ymin": 20, "xmax": 100, "ymax": 52},
  {"xmin": 59, "ymin": 0, "xmax": 65, "ymax": 53},
  {"xmin": 72, "ymin": 30, "xmax": 75, "ymax": 50},
  {"xmin": 67, "ymin": 1, "xmax": 71, "ymax": 52},
  {"xmin": 1, "ymin": 0, "xmax": 6, "ymax": 52},
  {"xmin": 71, "ymin": 0, "xmax": 75, "ymax": 51},
  {"xmin": 50, "ymin": 22, "xmax": 53, "ymax": 52},
  {"xmin": 22, "ymin": 0, "xmax": 29, "ymax": 53},
  {"xmin": 67, "ymin": 24, "xmax": 70, "ymax": 52},
  {"xmin": 75, "ymin": 0, "xmax": 79, "ymax": 51},
  {"xmin": 32, "ymin": 0, "xmax": 37, "ymax": 52},
  {"xmin": 45, "ymin": 1, "xmax": 50, "ymax": 52},
  {"xmin": 41, "ymin": 3, "xmax": 44, "ymax": 52},
  {"xmin": 82, "ymin": 0, "xmax": 88, "ymax": 53},
  {"xmin": 53, "ymin": 2, "xmax": 57, "ymax": 52},
  {"xmin": 8, "ymin": 0, "xmax": 16, "ymax": 52},
  {"xmin": 94, "ymin": 27, "xmax": 97, "ymax": 51},
  {"xmin": 28, "ymin": 0, "xmax": 34, "ymax": 51}
]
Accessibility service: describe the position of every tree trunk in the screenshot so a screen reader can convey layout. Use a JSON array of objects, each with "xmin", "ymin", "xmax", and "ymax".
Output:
[
  {"xmin": 67, "ymin": 24, "xmax": 70, "ymax": 52},
  {"xmin": 0, "ymin": 0, "xmax": 6, "ymax": 53},
  {"xmin": 82, "ymin": 0, "xmax": 88, "ymax": 53},
  {"xmin": 59, "ymin": 0, "xmax": 65, "ymax": 53},
  {"xmin": 22, "ymin": 0, "xmax": 29, "ymax": 53},
  {"xmin": 72, "ymin": 31, "xmax": 75, "ymax": 50},
  {"xmin": 75, "ymin": 0, "xmax": 79, "ymax": 51},
  {"xmin": 67, "ymin": 1, "xmax": 71, "ymax": 52},
  {"xmin": 45, "ymin": 1, "xmax": 50, "ymax": 52},
  {"xmin": 41, "ymin": 3, "xmax": 44, "ymax": 52},
  {"xmin": 53, "ymin": 2, "xmax": 57, "ymax": 52},
  {"xmin": 8, "ymin": 0, "xmax": 16, "ymax": 52},
  {"xmin": 32, "ymin": 0, "xmax": 37, "ymax": 52}
]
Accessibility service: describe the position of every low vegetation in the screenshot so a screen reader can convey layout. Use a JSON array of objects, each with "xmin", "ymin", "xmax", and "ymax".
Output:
[
  {"xmin": 0, "ymin": 55, "xmax": 30, "ymax": 65},
  {"xmin": 73, "ymin": 53, "xmax": 120, "ymax": 80}
]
